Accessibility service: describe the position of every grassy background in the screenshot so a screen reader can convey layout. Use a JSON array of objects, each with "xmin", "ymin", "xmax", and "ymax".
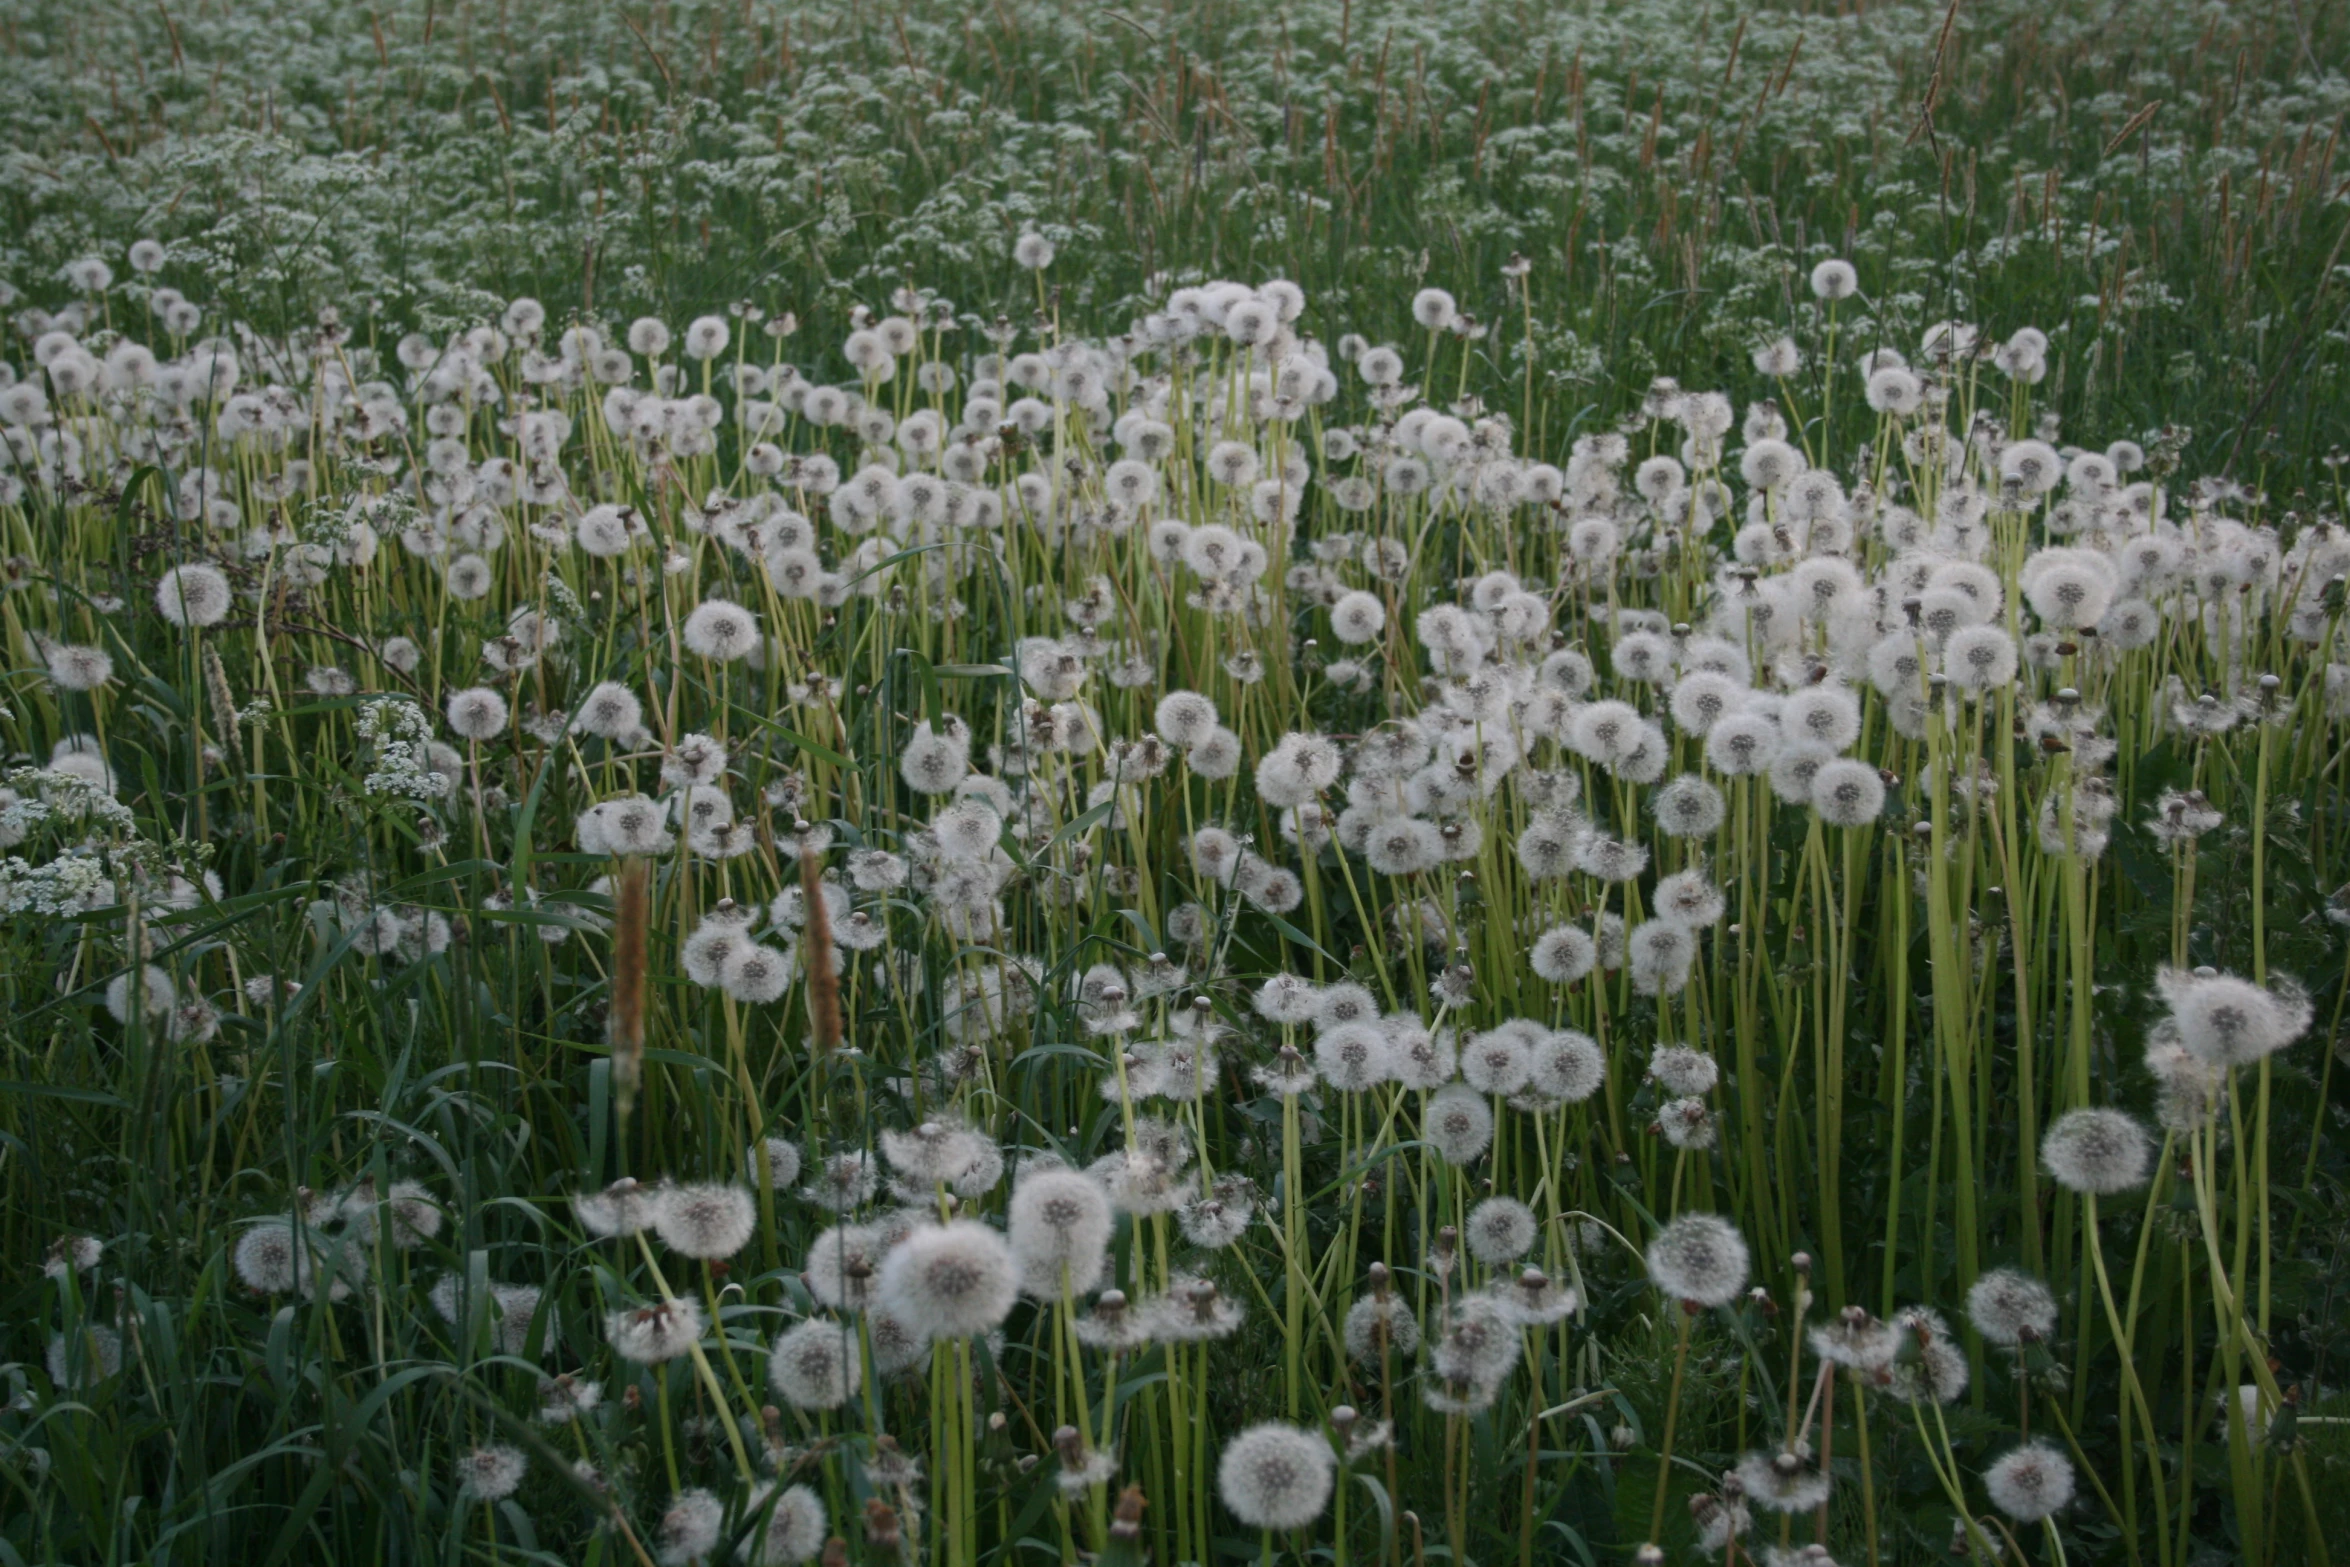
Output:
[{"xmin": 1, "ymin": 0, "xmax": 2345, "ymax": 480}]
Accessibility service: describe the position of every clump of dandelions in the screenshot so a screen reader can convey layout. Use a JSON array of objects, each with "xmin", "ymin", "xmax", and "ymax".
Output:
[{"xmin": 1217, "ymin": 1421, "xmax": 1336, "ymax": 1530}]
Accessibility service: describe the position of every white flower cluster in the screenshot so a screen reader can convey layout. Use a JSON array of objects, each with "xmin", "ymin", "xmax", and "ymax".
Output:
[
  {"xmin": 356, "ymin": 697, "xmax": 454, "ymax": 801},
  {"xmin": 0, "ymin": 845, "xmax": 118, "ymax": 917}
]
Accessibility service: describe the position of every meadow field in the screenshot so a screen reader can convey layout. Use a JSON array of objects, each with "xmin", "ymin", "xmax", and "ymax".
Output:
[{"xmin": 0, "ymin": 0, "xmax": 2347, "ymax": 1562}]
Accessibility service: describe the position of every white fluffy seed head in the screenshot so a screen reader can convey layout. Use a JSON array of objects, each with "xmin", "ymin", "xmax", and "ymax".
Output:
[
  {"xmin": 1314, "ymin": 1021, "xmax": 1395, "ymax": 1093},
  {"xmin": 1984, "ymin": 1441, "xmax": 2076, "ymax": 1522},
  {"xmin": 748, "ymin": 1481, "xmax": 827, "ymax": 1565},
  {"xmin": 1528, "ymin": 1029, "xmax": 1604, "ymax": 1103},
  {"xmin": 1966, "ymin": 1267, "xmax": 2058, "ymax": 1347},
  {"xmin": 574, "ymin": 681, "xmax": 644, "ymax": 740},
  {"xmin": 1809, "ymin": 258, "xmax": 1859, "ymax": 301},
  {"xmin": 767, "ymin": 1317, "xmax": 862, "ymax": 1410},
  {"xmin": 1008, "ymin": 1168, "xmax": 1113, "ymax": 1299},
  {"xmin": 1465, "ymin": 1196, "xmax": 1538, "ymax": 1264},
  {"xmin": 656, "ymin": 1489, "xmax": 724, "ymax": 1567},
  {"xmin": 1217, "ymin": 1422, "xmax": 1335, "ymax": 1530},
  {"xmin": 445, "ymin": 687, "xmax": 509, "ymax": 741},
  {"xmin": 1154, "ymin": 690, "xmax": 1219, "ymax": 747},
  {"xmin": 1460, "ymin": 1023, "xmax": 1537, "ymax": 1095},
  {"xmin": 2155, "ymin": 965, "xmax": 2311, "ymax": 1068},
  {"xmin": 454, "ymin": 1444, "xmax": 526, "ymax": 1501},
  {"xmin": 1646, "ymin": 1213, "xmax": 1750, "ymax": 1307},
  {"xmin": 1648, "ymin": 1045, "xmax": 1719, "ymax": 1098},
  {"xmin": 718, "ymin": 943, "xmax": 794, "ymax": 1004},
  {"xmin": 1811, "ymin": 758, "xmax": 1885, "ymax": 827},
  {"xmin": 233, "ymin": 1219, "xmax": 300, "ymax": 1293},
  {"xmin": 1330, "ymin": 590, "xmax": 1386, "ymax": 644},
  {"xmin": 1529, "ymin": 923, "xmax": 1597, "ymax": 983},
  {"xmin": 800, "ymin": 1222, "xmax": 882, "ymax": 1310},
  {"xmin": 1651, "ymin": 774, "xmax": 1726, "ymax": 837},
  {"xmin": 606, "ymin": 1296, "xmax": 706, "ymax": 1364},
  {"xmin": 878, "ymin": 1220, "xmax": 1018, "ymax": 1341},
  {"xmin": 156, "ymin": 563, "xmax": 232, "ymax": 627},
  {"xmin": 681, "ymin": 597, "xmax": 759, "ymax": 661},
  {"xmin": 1424, "ymin": 1084, "xmax": 1494, "ymax": 1165},
  {"xmin": 2040, "ymin": 1108, "xmax": 2152, "ymax": 1195},
  {"xmin": 1943, "ymin": 624, "xmax": 2019, "ymax": 694},
  {"xmin": 652, "ymin": 1183, "xmax": 757, "ymax": 1259}
]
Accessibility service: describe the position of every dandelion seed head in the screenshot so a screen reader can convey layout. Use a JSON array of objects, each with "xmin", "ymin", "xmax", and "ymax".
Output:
[
  {"xmin": 1529, "ymin": 922, "xmax": 1597, "ymax": 983},
  {"xmin": 1314, "ymin": 1020, "xmax": 1395, "ymax": 1092},
  {"xmin": 1218, "ymin": 1422, "xmax": 1335, "ymax": 1530},
  {"xmin": 653, "ymin": 1182, "xmax": 757, "ymax": 1259},
  {"xmin": 718, "ymin": 942, "xmax": 795, "ymax": 1004},
  {"xmin": 656, "ymin": 1489, "xmax": 724, "ymax": 1567},
  {"xmin": 606, "ymin": 1295, "xmax": 705, "ymax": 1363},
  {"xmin": 2155, "ymin": 965, "xmax": 2311, "ymax": 1067},
  {"xmin": 1649, "ymin": 1045, "xmax": 1719, "ymax": 1097},
  {"xmin": 900, "ymin": 719, "xmax": 971, "ymax": 795},
  {"xmin": 1652, "ymin": 774, "xmax": 1727, "ymax": 837},
  {"xmin": 1809, "ymin": 258, "xmax": 1859, "ymax": 301},
  {"xmin": 1729, "ymin": 1449, "xmax": 1827, "ymax": 1516},
  {"xmin": 1984, "ymin": 1441, "xmax": 2076, "ymax": 1523},
  {"xmin": 156, "ymin": 563, "xmax": 232, "ymax": 627},
  {"xmin": 1780, "ymin": 684, "xmax": 1861, "ymax": 753},
  {"xmin": 1432, "ymin": 1293, "xmax": 1523, "ymax": 1387},
  {"xmin": 1343, "ymin": 1290, "xmax": 1421, "ymax": 1361},
  {"xmin": 681, "ymin": 596, "xmax": 759, "ymax": 661},
  {"xmin": 1966, "ymin": 1267, "xmax": 2058, "ymax": 1347},
  {"xmin": 1646, "ymin": 1213, "xmax": 1749, "ymax": 1306},
  {"xmin": 1943, "ymin": 624, "xmax": 2019, "ymax": 694},
  {"xmin": 1465, "ymin": 1196, "xmax": 1537, "ymax": 1264},
  {"xmin": 1154, "ymin": 690, "xmax": 1219, "ymax": 747},
  {"xmin": 879, "ymin": 1220, "xmax": 1018, "ymax": 1341},
  {"xmin": 1460, "ymin": 1022, "xmax": 1537, "ymax": 1095},
  {"xmin": 1811, "ymin": 758, "xmax": 1886, "ymax": 826},
  {"xmin": 768, "ymin": 1317, "xmax": 863, "ymax": 1410},
  {"xmin": 746, "ymin": 1481, "xmax": 827, "ymax": 1565},
  {"xmin": 2040, "ymin": 1107, "xmax": 2152, "ymax": 1195},
  {"xmin": 1885, "ymin": 1305, "xmax": 1970, "ymax": 1404},
  {"xmin": 801, "ymin": 1222, "xmax": 883, "ymax": 1310},
  {"xmin": 1410, "ymin": 289, "xmax": 1458, "ymax": 332},
  {"xmin": 1516, "ymin": 815, "xmax": 1586, "ymax": 881},
  {"xmin": 233, "ymin": 1218, "xmax": 300, "ymax": 1294},
  {"xmin": 1425, "ymin": 1084, "xmax": 1494, "ymax": 1165},
  {"xmin": 453, "ymin": 1444, "xmax": 526, "ymax": 1502},
  {"xmin": 1008, "ymin": 1167, "xmax": 1113, "ymax": 1298},
  {"xmin": 445, "ymin": 686, "xmax": 508, "ymax": 741}
]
